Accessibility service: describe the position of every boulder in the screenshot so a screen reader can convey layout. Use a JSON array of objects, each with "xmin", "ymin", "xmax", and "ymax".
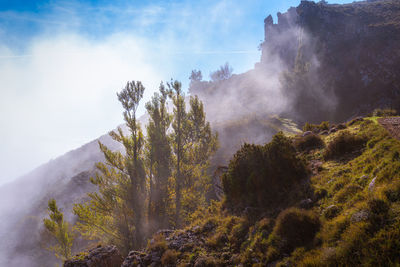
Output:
[
  {"xmin": 351, "ymin": 210, "xmax": 369, "ymax": 222},
  {"xmin": 64, "ymin": 245, "xmax": 123, "ymax": 267}
]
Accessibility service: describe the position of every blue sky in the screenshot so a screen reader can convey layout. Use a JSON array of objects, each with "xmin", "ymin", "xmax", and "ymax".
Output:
[{"xmin": 0, "ymin": 0, "xmax": 354, "ymax": 184}]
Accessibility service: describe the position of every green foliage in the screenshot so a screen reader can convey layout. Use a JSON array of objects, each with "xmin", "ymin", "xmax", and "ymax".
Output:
[
  {"xmin": 303, "ymin": 121, "xmax": 330, "ymax": 132},
  {"xmin": 161, "ymin": 249, "xmax": 180, "ymax": 265},
  {"xmin": 194, "ymin": 255, "xmax": 224, "ymax": 266},
  {"xmin": 143, "ymin": 119, "xmax": 400, "ymax": 266},
  {"xmin": 334, "ymin": 184, "xmax": 362, "ymax": 203},
  {"xmin": 73, "ymin": 79, "xmax": 218, "ymax": 256},
  {"xmin": 228, "ymin": 217, "xmax": 250, "ymax": 252},
  {"xmin": 74, "ymin": 81, "xmax": 146, "ymax": 254},
  {"xmin": 43, "ymin": 199, "xmax": 74, "ymax": 261},
  {"xmin": 168, "ymin": 81, "xmax": 218, "ymax": 227},
  {"xmin": 272, "ymin": 208, "xmax": 320, "ymax": 253},
  {"xmin": 294, "ymin": 133, "xmax": 325, "ymax": 152},
  {"xmin": 222, "ymin": 132, "xmax": 307, "ymax": 210},
  {"xmin": 372, "ymin": 108, "xmax": 397, "ymax": 117},
  {"xmin": 147, "ymin": 233, "xmax": 167, "ymax": 253},
  {"xmin": 384, "ymin": 180, "xmax": 400, "ymax": 202},
  {"xmin": 323, "ymin": 205, "xmax": 341, "ymax": 220},
  {"xmin": 145, "ymin": 83, "xmax": 172, "ymax": 232},
  {"xmin": 323, "ymin": 130, "xmax": 367, "ymax": 160}
]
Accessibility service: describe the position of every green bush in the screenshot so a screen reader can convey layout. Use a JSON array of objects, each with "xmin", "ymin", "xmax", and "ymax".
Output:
[
  {"xmin": 372, "ymin": 108, "xmax": 397, "ymax": 117},
  {"xmin": 334, "ymin": 184, "xmax": 362, "ymax": 203},
  {"xmin": 272, "ymin": 208, "xmax": 320, "ymax": 253},
  {"xmin": 367, "ymin": 198, "xmax": 389, "ymax": 231},
  {"xmin": 147, "ymin": 234, "xmax": 167, "ymax": 253},
  {"xmin": 161, "ymin": 249, "xmax": 179, "ymax": 265},
  {"xmin": 294, "ymin": 133, "xmax": 325, "ymax": 152},
  {"xmin": 222, "ymin": 132, "xmax": 307, "ymax": 210},
  {"xmin": 303, "ymin": 121, "xmax": 330, "ymax": 132},
  {"xmin": 194, "ymin": 255, "xmax": 224, "ymax": 267},
  {"xmin": 362, "ymin": 221, "xmax": 400, "ymax": 266},
  {"xmin": 323, "ymin": 205, "xmax": 341, "ymax": 219},
  {"xmin": 229, "ymin": 218, "xmax": 250, "ymax": 251},
  {"xmin": 323, "ymin": 131, "xmax": 367, "ymax": 160},
  {"xmin": 384, "ymin": 181, "xmax": 400, "ymax": 202}
]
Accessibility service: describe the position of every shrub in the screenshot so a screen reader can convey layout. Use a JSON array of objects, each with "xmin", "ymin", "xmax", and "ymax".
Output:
[
  {"xmin": 272, "ymin": 208, "xmax": 320, "ymax": 252},
  {"xmin": 323, "ymin": 205, "xmax": 340, "ymax": 219},
  {"xmin": 229, "ymin": 218, "xmax": 250, "ymax": 251},
  {"xmin": 384, "ymin": 181, "xmax": 400, "ymax": 202},
  {"xmin": 334, "ymin": 184, "xmax": 363, "ymax": 203},
  {"xmin": 323, "ymin": 131, "xmax": 367, "ymax": 160},
  {"xmin": 147, "ymin": 234, "xmax": 167, "ymax": 253},
  {"xmin": 206, "ymin": 231, "xmax": 228, "ymax": 249},
  {"xmin": 362, "ymin": 221, "xmax": 400, "ymax": 266},
  {"xmin": 314, "ymin": 188, "xmax": 328, "ymax": 200},
  {"xmin": 161, "ymin": 249, "xmax": 180, "ymax": 265},
  {"xmin": 303, "ymin": 121, "xmax": 330, "ymax": 132},
  {"xmin": 372, "ymin": 108, "xmax": 397, "ymax": 117},
  {"xmin": 367, "ymin": 198, "xmax": 389, "ymax": 231},
  {"xmin": 222, "ymin": 132, "xmax": 307, "ymax": 210},
  {"xmin": 194, "ymin": 255, "xmax": 224, "ymax": 267},
  {"xmin": 294, "ymin": 133, "xmax": 325, "ymax": 152}
]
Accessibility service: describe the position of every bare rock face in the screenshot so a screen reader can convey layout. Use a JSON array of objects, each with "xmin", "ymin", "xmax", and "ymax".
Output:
[
  {"xmin": 64, "ymin": 245, "xmax": 123, "ymax": 267},
  {"xmin": 260, "ymin": 0, "xmax": 400, "ymax": 122}
]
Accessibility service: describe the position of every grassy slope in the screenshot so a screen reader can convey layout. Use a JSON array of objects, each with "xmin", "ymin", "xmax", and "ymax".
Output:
[{"xmin": 153, "ymin": 116, "xmax": 400, "ymax": 266}]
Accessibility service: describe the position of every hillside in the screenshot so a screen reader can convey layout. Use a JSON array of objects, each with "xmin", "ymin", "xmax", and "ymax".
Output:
[
  {"xmin": 0, "ymin": 131, "xmax": 121, "ymax": 266},
  {"xmin": 66, "ymin": 114, "xmax": 400, "ymax": 266},
  {"xmin": 1, "ymin": 0, "xmax": 400, "ymax": 266}
]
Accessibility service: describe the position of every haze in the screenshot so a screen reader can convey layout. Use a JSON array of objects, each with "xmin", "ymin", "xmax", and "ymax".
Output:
[{"xmin": 0, "ymin": 0, "xmax": 353, "ymax": 185}]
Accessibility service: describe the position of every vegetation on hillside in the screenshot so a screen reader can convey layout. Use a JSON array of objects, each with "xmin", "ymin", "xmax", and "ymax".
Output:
[
  {"xmin": 222, "ymin": 132, "xmax": 308, "ymax": 211},
  {"xmin": 43, "ymin": 199, "xmax": 74, "ymax": 261},
  {"xmin": 45, "ymin": 80, "xmax": 218, "ymax": 259},
  {"xmin": 124, "ymin": 115, "xmax": 400, "ymax": 266},
  {"xmin": 44, "ymin": 81, "xmax": 400, "ymax": 267}
]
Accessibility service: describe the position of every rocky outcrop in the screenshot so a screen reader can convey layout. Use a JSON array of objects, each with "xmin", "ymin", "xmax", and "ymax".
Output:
[
  {"xmin": 71, "ymin": 226, "xmax": 233, "ymax": 267},
  {"xmin": 260, "ymin": 0, "xmax": 400, "ymax": 122},
  {"xmin": 64, "ymin": 245, "xmax": 123, "ymax": 267}
]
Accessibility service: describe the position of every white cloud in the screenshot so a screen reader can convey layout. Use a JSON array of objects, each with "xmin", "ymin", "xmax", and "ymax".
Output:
[
  {"xmin": 0, "ymin": 33, "xmax": 168, "ymax": 184},
  {"xmin": 0, "ymin": 0, "xmax": 264, "ymax": 184}
]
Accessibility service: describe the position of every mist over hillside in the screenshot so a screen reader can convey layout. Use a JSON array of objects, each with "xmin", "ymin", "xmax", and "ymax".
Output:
[{"xmin": 1, "ymin": 0, "xmax": 400, "ymax": 266}]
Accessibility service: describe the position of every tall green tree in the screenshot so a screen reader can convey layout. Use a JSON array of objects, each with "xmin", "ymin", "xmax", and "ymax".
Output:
[
  {"xmin": 74, "ymin": 81, "xmax": 146, "ymax": 254},
  {"xmin": 180, "ymin": 96, "xmax": 218, "ymax": 223},
  {"xmin": 43, "ymin": 199, "xmax": 74, "ymax": 261},
  {"xmin": 168, "ymin": 81, "xmax": 218, "ymax": 226},
  {"xmin": 167, "ymin": 80, "xmax": 188, "ymax": 228},
  {"xmin": 145, "ymin": 82, "xmax": 172, "ymax": 232}
]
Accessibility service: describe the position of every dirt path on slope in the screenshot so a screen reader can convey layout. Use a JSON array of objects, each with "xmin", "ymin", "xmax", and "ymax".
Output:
[{"xmin": 378, "ymin": 117, "xmax": 400, "ymax": 140}]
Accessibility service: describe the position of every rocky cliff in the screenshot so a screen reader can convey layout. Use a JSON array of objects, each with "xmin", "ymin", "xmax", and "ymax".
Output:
[{"xmin": 260, "ymin": 0, "xmax": 400, "ymax": 122}]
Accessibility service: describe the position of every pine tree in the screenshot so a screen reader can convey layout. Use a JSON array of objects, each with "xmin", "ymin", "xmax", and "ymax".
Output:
[
  {"xmin": 167, "ymin": 80, "xmax": 188, "ymax": 228},
  {"xmin": 43, "ymin": 199, "xmax": 74, "ymax": 261},
  {"xmin": 180, "ymin": 96, "xmax": 218, "ymax": 223},
  {"xmin": 145, "ymin": 82, "xmax": 172, "ymax": 232},
  {"xmin": 168, "ymin": 81, "xmax": 219, "ymax": 226},
  {"xmin": 74, "ymin": 81, "xmax": 146, "ymax": 253}
]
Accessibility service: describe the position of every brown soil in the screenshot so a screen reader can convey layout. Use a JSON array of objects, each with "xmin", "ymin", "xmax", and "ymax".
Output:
[{"xmin": 378, "ymin": 117, "xmax": 400, "ymax": 140}]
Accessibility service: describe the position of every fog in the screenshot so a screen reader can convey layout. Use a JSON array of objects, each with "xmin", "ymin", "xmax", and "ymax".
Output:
[
  {"xmin": 0, "ymin": 1, "xmax": 343, "ymax": 266},
  {"xmin": 0, "ymin": 0, "xmax": 269, "ymax": 185}
]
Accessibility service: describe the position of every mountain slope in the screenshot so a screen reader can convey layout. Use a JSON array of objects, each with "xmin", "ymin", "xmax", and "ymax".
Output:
[
  {"xmin": 0, "ymin": 131, "xmax": 122, "ymax": 266},
  {"xmin": 66, "ymin": 114, "xmax": 400, "ymax": 266}
]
